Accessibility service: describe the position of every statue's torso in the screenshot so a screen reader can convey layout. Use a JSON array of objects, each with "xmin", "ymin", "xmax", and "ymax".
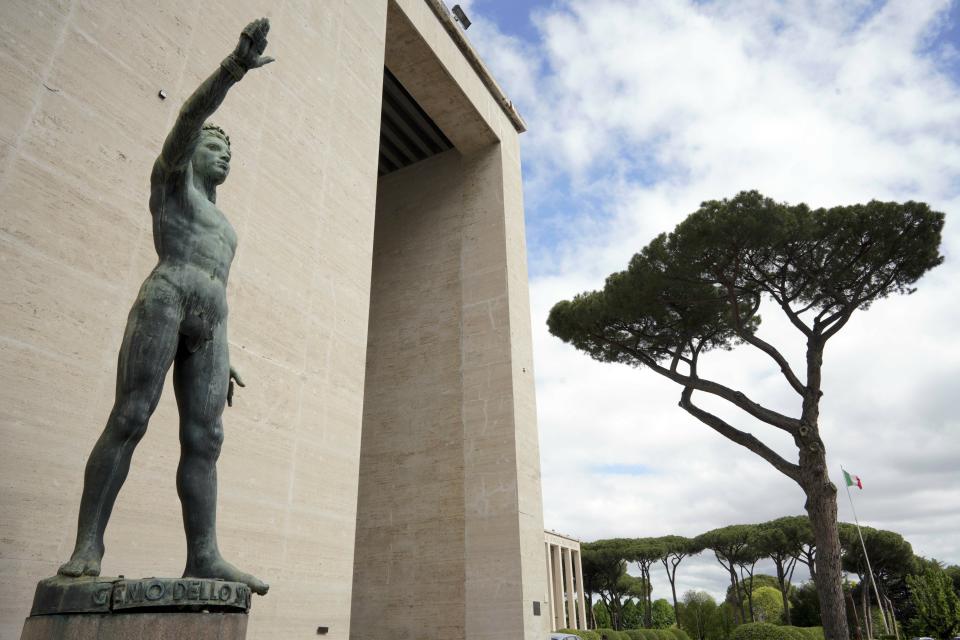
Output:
[{"xmin": 145, "ymin": 176, "xmax": 238, "ymax": 340}]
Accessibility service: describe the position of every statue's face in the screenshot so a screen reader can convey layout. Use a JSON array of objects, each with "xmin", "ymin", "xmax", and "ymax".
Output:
[{"xmin": 193, "ymin": 134, "xmax": 231, "ymax": 184}]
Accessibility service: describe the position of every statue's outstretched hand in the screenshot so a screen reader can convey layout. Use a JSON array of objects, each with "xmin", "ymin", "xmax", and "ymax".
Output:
[
  {"xmin": 234, "ymin": 18, "xmax": 275, "ymax": 70},
  {"xmin": 227, "ymin": 366, "xmax": 246, "ymax": 407}
]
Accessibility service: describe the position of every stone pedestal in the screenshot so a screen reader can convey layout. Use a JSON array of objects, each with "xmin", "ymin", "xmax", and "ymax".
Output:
[
  {"xmin": 20, "ymin": 576, "xmax": 251, "ymax": 639},
  {"xmin": 20, "ymin": 611, "xmax": 248, "ymax": 639}
]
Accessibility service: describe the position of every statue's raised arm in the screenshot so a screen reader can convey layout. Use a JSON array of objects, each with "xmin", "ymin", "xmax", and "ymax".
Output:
[{"xmin": 156, "ymin": 18, "xmax": 274, "ymax": 175}]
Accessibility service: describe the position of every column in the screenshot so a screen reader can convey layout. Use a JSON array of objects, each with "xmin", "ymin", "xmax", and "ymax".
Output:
[
  {"xmin": 545, "ymin": 542, "xmax": 556, "ymax": 629},
  {"xmin": 563, "ymin": 546, "xmax": 576, "ymax": 630},
  {"xmin": 573, "ymin": 549, "xmax": 587, "ymax": 630},
  {"xmin": 551, "ymin": 544, "xmax": 564, "ymax": 631}
]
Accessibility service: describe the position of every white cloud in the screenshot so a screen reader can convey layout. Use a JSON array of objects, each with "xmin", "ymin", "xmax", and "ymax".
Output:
[{"xmin": 465, "ymin": 0, "xmax": 960, "ymax": 601}]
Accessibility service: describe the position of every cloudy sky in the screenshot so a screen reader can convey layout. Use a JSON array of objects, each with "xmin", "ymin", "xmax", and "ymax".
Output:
[{"xmin": 452, "ymin": 0, "xmax": 960, "ymax": 601}]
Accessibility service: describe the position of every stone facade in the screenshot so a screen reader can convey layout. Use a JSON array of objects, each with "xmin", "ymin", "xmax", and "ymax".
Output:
[{"xmin": 0, "ymin": 1, "xmax": 546, "ymax": 639}]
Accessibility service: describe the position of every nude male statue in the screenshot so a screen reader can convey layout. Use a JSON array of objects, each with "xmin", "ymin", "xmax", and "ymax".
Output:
[{"xmin": 57, "ymin": 18, "xmax": 274, "ymax": 596}]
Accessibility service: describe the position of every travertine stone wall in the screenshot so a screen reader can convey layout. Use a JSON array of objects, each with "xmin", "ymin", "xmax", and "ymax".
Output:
[
  {"xmin": 353, "ymin": 142, "xmax": 548, "ymax": 640},
  {"xmin": 352, "ymin": 150, "xmax": 468, "ymax": 639},
  {"xmin": 351, "ymin": 4, "xmax": 548, "ymax": 638},
  {"xmin": 497, "ymin": 86, "xmax": 550, "ymax": 640},
  {"xmin": 0, "ymin": 1, "xmax": 387, "ymax": 638}
]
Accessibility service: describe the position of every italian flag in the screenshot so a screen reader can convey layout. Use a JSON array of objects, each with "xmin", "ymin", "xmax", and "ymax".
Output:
[{"xmin": 843, "ymin": 469, "xmax": 863, "ymax": 489}]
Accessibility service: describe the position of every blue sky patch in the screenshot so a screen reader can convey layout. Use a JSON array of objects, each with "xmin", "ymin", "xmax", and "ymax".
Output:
[
  {"xmin": 921, "ymin": 1, "xmax": 960, "ymax": 81},
  {"xmin": 464, "ymin": 0, "xmax": 544, "ymax": 42}
]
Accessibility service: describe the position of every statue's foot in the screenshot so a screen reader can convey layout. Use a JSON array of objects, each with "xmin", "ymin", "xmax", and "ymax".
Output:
[
  {"xmin": 184, "ymin": 556, "xmax": 269, "ymax": 595},
  {"xmin": 58, "ymin": 548, "xmax": 102, "ymax": 577}
]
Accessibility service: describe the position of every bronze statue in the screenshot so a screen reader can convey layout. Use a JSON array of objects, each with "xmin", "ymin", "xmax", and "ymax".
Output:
[{"xmin": 57, "ymin": 18, "xmax": 275, "ymax": 596}]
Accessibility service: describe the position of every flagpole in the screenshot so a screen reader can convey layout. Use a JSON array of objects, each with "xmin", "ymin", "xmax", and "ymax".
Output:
[{"xmin": 842, "ymin": 466, "xmax": 890, "ymax": 635}]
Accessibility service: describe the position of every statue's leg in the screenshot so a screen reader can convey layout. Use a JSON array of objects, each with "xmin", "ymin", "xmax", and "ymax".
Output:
[
  {"xmin": 59, "ymin": 294, "xmax": 181, "ymax": 577},
  {"xmin": 176, "ymin": 323, "xmax": 269, "ymax": 595}
]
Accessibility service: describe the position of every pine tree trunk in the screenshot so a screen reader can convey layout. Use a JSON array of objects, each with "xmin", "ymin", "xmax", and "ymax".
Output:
[
  {"xmin": 648, "ymin": 580, "xmax": 653, "ymax": 628},
  {"xmin": 847, "ymin": 587, "xmax": 862, "ymax": 640},
  {"xmin": 670, "ymin": 577, "xmax": 679, "ymax": 629},
  {"xmin": 735, "ymin": 571, "xmax": 748, "ymax": 623},
  {"xmin": 643, "ymin": 565, "xmax": 653, "ymax": 628},
  {"xmin": 729, "ymin": 568, "xmax": 743, "ymax": 624},
  {"xmin": 863, "ymin": 584, "xmax": 872, "ymax": 640},
  {"xmin": 879, "ymin": 593, "xmax": 892, "ymax": 635},
  {"xmin": 802, "ymin": 457, "xmax": 850, "ymax": 640},
  {"xmin": 799, "ymin": 339, "xmax": 849, "ymax": 640},
  {"xmin": 884, "ymin": 595, "xmax": 899, "ymax": 640},
  {"xmin": 777, "ymin": 560, "xmax": 792, "ymax": 625}
]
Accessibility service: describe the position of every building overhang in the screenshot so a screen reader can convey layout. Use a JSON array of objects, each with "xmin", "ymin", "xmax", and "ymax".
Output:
[{"xmin": 422, "ymin": 0, "xmax": 527, "ymax": 134}]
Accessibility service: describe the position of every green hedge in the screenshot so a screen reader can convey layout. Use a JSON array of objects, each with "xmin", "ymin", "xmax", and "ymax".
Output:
[
  {"xmin": 733, "ymin": 622, "xmax": 783, "ymax": 640},
  {"xmin": 732, "ymin": 623, "xmax": 825, "ymax": 640},
  {"xmin": 782, "ymin": 627, "xmax": 807, "ymax": 640},
  {"xmin": 595, "ymin": 628, "xmax": 628, "ymax": 640},
  {"xmin": 582, "ymin": 627, "xmax": 699, "ymax": 640},
  {"xmin": 620, "ymin": 629, "xmax": 686, "ymax": 640},
  {"xmin": 665, "ymin": 628, "xmax": 692, "ymax": 640},
  {"xmin": 793, "ymin": 627, "xmax": 824, "ymax": 640}
]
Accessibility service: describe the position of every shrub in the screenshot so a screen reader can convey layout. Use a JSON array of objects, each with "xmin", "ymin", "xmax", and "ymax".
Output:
[
  {"xmin": 653, "ymin": 598, "xmax": 678, "ymax": 628},
  {"xmin": 792, "ymin": 627, "xmax": 824, "ymax": 640},
  {"xmin": 596, "ymin": 628, "xmax": 625, "ymax": 640},
  {"xmin": 779, "ymin": 626, "xmax": 807, "ymax": 640},
  {"xmin": 595, "ymin": 602, "xmax": 614, "ymax": 629},
  {"xmin": 788, "ymin": 582, "xmax": 821, "ymax": 628},
  {"xmin": 731, "ymin": 623, "xmax": 825, "ymax": 640},
  {"xmin": 732, "ymin": 622, "xmax": 783, "ymax": 640},
  {"xmin": 752, "ymin": 586, "xmax": 785, "ymax": 624},
  {"xmin": 666, "ymin": 628, "xmax": 692, "ymax": 640},
  {"xmin": 620, "ymin": 630, "xmax": 669, "ymax": 640},
  {"xmin": 559, "ymin": 629, "xmax": 601, "ymax": 640}
]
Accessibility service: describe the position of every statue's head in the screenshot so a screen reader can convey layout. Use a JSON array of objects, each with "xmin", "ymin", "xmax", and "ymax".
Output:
[{"xmin": 192, "ymin": 122, "xmax": 231, "ymax": 185}]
